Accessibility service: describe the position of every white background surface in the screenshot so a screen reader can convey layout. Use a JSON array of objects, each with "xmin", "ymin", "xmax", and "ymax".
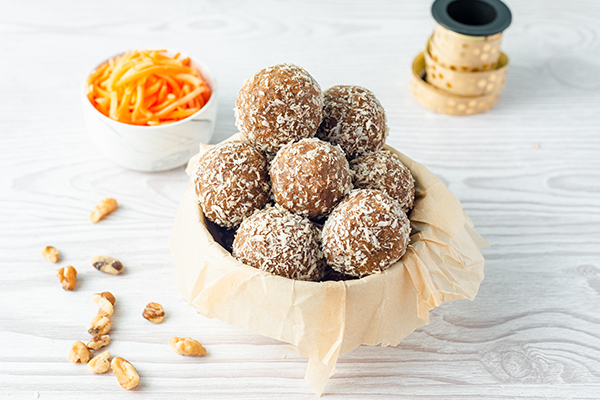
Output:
[{"xmin": 2, "ymin": 0, "xmax": 600, "ymax": 398}]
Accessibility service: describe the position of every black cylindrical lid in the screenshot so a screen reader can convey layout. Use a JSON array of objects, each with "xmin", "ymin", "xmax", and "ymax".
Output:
[{"xmin": 431, "ymin": 0, "xmax": 512, "ymax": 37}]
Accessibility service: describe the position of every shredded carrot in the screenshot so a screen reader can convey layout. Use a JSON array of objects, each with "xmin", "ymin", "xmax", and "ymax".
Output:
[
  {"xmin": 87, "ymin": 49, "xmax": 211, "ymax": 126},
  {"xmin": 155, "ymin": 86, "xmax": 206, "ymax": 118},
  {"xmin": 144, "ymin": 94, "xmax": 158, "ymax": 110},
  {"xmin": 150, "ymin": 93, "xmax": 177, "ymax": 113},
  {"xmin": 145, "ymin": 79, "xmax": 163, "ymax": 97},
  {"xmin": 157, "ymin": 83, "xmax": 168, "ymax": 104},
  {"xmin": 176, "ymin": 73, "xmax": 203, "ymax": 87},
  {"xmin": 114, "ymin": 88, "xmax": 133, "ymax": 122},
  {"xmin": 109, "ymin": 91, "xmax": 118, "ymax": 119},
  {"xmin": 156, "ymin": 73, "xmax": 181, "ymax": 96},
  {"xmin": 131, "ymin": 83, "xmax": 145, "ymax": 121}
]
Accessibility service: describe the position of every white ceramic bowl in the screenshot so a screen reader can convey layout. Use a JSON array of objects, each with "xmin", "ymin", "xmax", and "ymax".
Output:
[{"xmin": 82, "ymin": 52, "xmax": 218, "ymax": 172}]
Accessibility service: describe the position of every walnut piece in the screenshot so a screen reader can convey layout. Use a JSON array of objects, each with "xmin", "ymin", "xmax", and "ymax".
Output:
[
  {"xmin": 87, "ymin": 334, "xmax": 110, "ymax": 351},
  {"xmin": 68, "ymin": 341, "xmax": 91, "ymax": 363},
  {"xmin": 88, "ymin": 350, "xmax": 111, "ymax": 374},
  {"xmin": 56, "ymin": 266, "xmax": 77, "ymax": 290},
  {"xmin": 41, "ymin": 246, "xmax": 59, "ymax": 263},
  {"xmin": 98, "ymin": 291, "xmax": 116, "ymax": 305},
  {"xmin": 93, "ymin": 292, "xmax": 115, "ymax": 317},
  {"xmin": 169, "ymin": 337, "xmax": 206, "ymax": 356},
  {"xmin": 111, "ymin": 357, "xmax": 139, "ymax": 390},
  {"xmin": 89, "ymin": 198, "xmax": 118, "ymax": 223},
  {"xmin": 88, "ymin": 316, "xmax": 111, "ymax": 336},
  {"xmin": 94, "ymin": 292, "xmax": 117, "ymax": 306},
  {"xmin": 91, "ymin": 256, "xmax": 124, "ymax": 275},
  {"xmin": 142, "ymin": 302, "xmax": 165, "ymax": 324}
]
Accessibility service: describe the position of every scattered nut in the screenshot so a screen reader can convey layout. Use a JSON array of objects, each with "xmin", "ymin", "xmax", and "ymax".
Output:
[
  {"xmin": 96, "ymin": 299, "xmax": 113, "ymax": 317},
  {"xmin": 41, "ymin": 246, "xmax": 60, "ymax": 263},
  {"xmin": 68, "ymin": 341, "xmax": 91, "ymax": 363},
  {"xmin": 88, "ymin": 350, "xmax": 111, "ymax": 374},
  {"xmin": 98, "ymin": 291, "xmax": 116, "ymax": 305},
  {"xmin": 87, "ymin": 334, "xmax": 111, "ymax": 350},
  {"xmin": 89, "ymin": 198, "xmax": 118, "ymax": 223},
  {"xmin": 91, "ymin": 256, "xmax": 124, "ymax": 275},
  {"xmin": 142, "ymin": 302, "xmax": 165, "ymax": 324},
  {"xmin": 111, "ymin": 357, "xmax": 139, "ymax": 390},
  {"xmin": 93, "ymin": 292, "xmax": 115, "ymax": 317},
  {"xmin": 88, "ymin": 316, "xmax": 111, "ymax": 336},
  {"xmin": 169, "ymin": 337, "xmax": 206, "ymax": 356},
  {"xmin": 56, "ymin": 266, "xmax": 77, "ymax": 290}
]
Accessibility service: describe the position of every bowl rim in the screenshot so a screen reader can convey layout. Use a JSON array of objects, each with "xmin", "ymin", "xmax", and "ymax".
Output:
[{"xmin": 81, "ymin": 49, "xmax": 218, "ymax": 130}]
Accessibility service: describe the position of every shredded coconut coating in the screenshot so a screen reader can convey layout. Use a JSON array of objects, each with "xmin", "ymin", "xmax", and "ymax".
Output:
[
  {"xmin": 270, "ymin": 138, "xmax": 352, "ymax": 218},
  {"xmin": 350, "ymin": 151, "xmax": 415, "ymax": 213},
  {"xmin": 322, "ymin": 189, "xmax": 411, "ymax": 277},
  {"xmin": 235, "ymin": 63, "xmax": 324, "ymax": 153},
  {"xmin": 232, "ymin": 205, "xmax": 324, "ymax": 281},
  {"xmin": 316, "ymin": 85, "xmax": 388, "ymax": 159},
  {"xmin": 194, "ymin": 141, "xmax": 270, "ymax": 228}
]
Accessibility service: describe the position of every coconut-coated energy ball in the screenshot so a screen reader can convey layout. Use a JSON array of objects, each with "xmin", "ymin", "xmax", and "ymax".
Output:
[
  {"xmin": 194, "ymin": 141, "xmax": 270, "ymax": 228},
  {"xmin": 232, "ymin": 205, "xmax": 323, "ymax": 281},
  {"xmin": 322, "ymin": 189, "xmax": 411, "ymax": 277},
  {"xmin": 317, "ymin": 85, "xmax": 388, "ymax": 159},
  {"xmin": 350, "ymin": 151, "xmax": 415, "ymax": 213},
  {"xmin": 235, "ymin": 63, "xmax": 324, "ymax": 153},
  {"xmin": 270, "ymin": 138, "xmax": 352, "ymax": 218}
]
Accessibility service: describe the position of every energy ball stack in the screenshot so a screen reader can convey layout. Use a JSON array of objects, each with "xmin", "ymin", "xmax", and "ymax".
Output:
[{"xmin": 193, "ymin": 63, "xmax": 415, "ymax": 281}]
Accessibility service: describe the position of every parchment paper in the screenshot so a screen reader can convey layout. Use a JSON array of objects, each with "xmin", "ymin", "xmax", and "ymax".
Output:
[{"xmin": 170, "ymin": 133, "xmax": 487, "ymax": 396}]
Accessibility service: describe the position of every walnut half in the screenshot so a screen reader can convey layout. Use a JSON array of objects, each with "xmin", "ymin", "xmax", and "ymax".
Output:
[
  {"xmin": 111, "ymin": 357, "xmax": 139, "ymax": 390},
  {"xmin": 88, "ymin": 316, "xmax": 111, "ymax": 336},
  {"xmin": 56, "ymin": 266, "xmax": 77, "ymax": 290},
  {"xmin": 169, "ymin": 337, "xmax": 206, "ymax": 356},
  {"xmin": 91, "ymin": 256, "xmax": 124, "ymax": 275},
  {"xmin": 89, "ymin": 198, "xmax": 118, "ymax": 223},
  {"xmin": 93, "ymin": 292, "xmax": 115, "ymax": 317},
  {"xmin": 68, "ymin": 341, "xmax": 91, "ymax": 363},
  {"xmin": 41, "ymin": 246, "xmax": 60, "ymax": 263},
  {"xmin": 88, "ymin": 350, "xmax": 111, "ymax": 374},
  {"xmin": 87, "ymin": 334, "xmax": 110, "ymax": 351},
  {"xmin": 142, "ymin": 302, "xmax": 165, "ymax": 324}
]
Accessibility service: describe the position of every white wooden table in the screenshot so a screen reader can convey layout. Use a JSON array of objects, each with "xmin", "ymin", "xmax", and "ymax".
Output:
[{"xmin": 2, "ymin": 0, "xmax": 600, "ymax": 398}]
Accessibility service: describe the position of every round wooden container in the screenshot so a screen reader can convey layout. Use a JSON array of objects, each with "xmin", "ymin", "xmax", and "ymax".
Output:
[
  {"xmin": 430, "ymin": 24, "xmax": 502, "ymax": 72},
  {"xmin": 425, "ymin": 38, "xmax": 509, "ymax": 96},
  {"xmin": 430, "ymin": 0, "xmax": 512, "ymax": 72},
  {"xmin": 410, "ymin": 52, "xmax": 504, "ymax": 116}
]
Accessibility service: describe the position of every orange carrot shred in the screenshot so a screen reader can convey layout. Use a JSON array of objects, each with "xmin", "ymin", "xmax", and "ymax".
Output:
[
  {"xmin": 156, "ymin": 73, "xmax": 181, "ymax": 96},
  {"xmin": 155, "ymin": 86, "xmax": 206, "ymax": 118},
  {"xmin": 132, "ymin": 83, "xmax": 145, "ymax": 121},
  {"xmin": 157, "ymin": 83, "xmax": 168, "ymax": 104},
  {"xmin": 86, "ymin": 50, "xmax": 211, "ymax": 125}
]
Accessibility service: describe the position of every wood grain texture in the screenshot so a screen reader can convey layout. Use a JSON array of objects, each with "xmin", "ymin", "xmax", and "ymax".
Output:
[{"xmin": 1, "ymin": 0, "xmax": 600, "ymax": 398}]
